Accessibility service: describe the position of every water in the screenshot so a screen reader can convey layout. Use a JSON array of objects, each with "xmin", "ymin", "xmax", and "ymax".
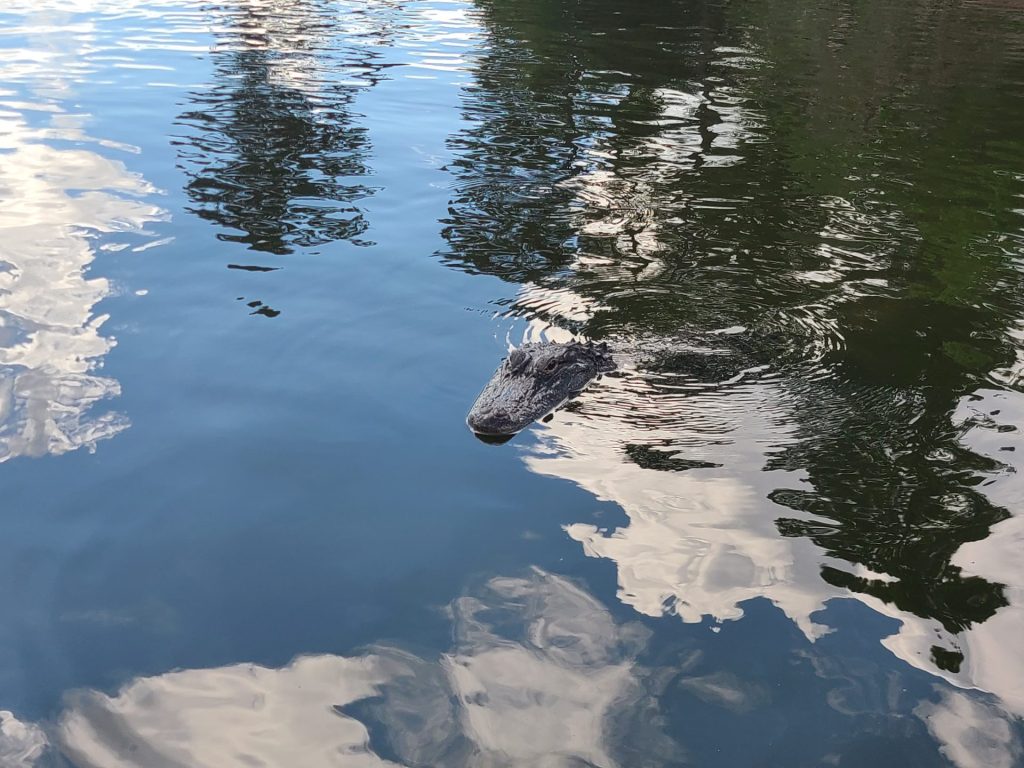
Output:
[{"xmin": 1, "ymin": 0, "xmax": 1023, "ymax": 765}]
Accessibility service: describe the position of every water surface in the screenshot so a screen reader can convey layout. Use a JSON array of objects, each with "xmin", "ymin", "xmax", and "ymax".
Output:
[{"xmin": 1, "ymin": 0, "xmax": 1024, "ymax": 765}]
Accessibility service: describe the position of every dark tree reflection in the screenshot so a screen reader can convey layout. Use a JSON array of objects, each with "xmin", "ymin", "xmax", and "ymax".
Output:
[
  {"xmin": 442, "ymin": 0, "xmax": 1024, "ymax": 666},
  {"xmin": 175, "ymin": 0, "xmax": 397, "ymax": 258}
]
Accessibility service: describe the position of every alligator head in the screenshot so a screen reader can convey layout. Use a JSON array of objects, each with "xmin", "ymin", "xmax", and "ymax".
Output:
[{"xmin": 467, "ymin": 341, "xmax": 615, "ymax": 440}]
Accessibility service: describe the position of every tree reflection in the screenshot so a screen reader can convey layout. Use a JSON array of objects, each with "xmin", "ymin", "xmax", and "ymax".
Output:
[
  {"xmin": 175, "ymin": 0, "xmax": 396, "ymax": 264},
  {"xmin": 442, "ymin": 0, "xmax": 1024, "ymax": 696}
]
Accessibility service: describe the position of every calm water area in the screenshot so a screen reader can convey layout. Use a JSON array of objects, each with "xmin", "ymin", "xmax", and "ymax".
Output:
[{"xmin": 2, "ymin": 0, "xmax": 1024, "ymax": 765}]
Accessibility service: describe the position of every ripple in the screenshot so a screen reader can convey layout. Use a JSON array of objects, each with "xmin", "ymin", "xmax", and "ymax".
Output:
[{"xmin": 445, "ymin": 0, "xmax": 1024, "ymax": 709}]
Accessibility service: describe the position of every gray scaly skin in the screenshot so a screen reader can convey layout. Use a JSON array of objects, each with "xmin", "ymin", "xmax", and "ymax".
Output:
[{"xmin": 467, "ymin": 341, "xmax": 615, "ymax": 439}]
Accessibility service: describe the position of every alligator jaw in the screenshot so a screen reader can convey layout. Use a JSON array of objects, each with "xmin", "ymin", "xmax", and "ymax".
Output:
[{"xmin": 470, "ymin": 430, "xmax": 517, "ymax": 445}]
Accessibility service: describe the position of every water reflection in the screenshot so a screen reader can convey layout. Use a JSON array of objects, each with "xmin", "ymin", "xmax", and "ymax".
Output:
[
  {"xmin": 3, "ymin": 568, "xmax": 1020, "ymax": 766},
  {"xmin": 175, "ymin": 0, "xmax": 395, "ymax": 281},
  {"xmin": 1, "ymin": 0, "xmax": 1022, "ymax": 760},
  {"xmin": 937, "ymin": 388, "xmax": 1024, "ymax": 714},
  {"xmin": 0, "ymin": 7, "xmax": 166, "ymax": 462},
  {"xmin": 443, "ymin": 0, "xmax": 1024, "ymax": 719},
  {"xmin": 0, "ymin": 711, "xmax": 46, "ymax": 768},
  {"xmin": 48, "ymin": 570, "xmax": 680, "ymax": 767},
  {"xmin": 917, "ymin": 688, "xmax": 1024, "ymax": 768}
]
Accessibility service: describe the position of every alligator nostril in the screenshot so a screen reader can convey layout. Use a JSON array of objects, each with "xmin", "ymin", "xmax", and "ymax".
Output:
[{"xmin": 508, "ymin": 348, "xmax": 529, "ymax": 374}]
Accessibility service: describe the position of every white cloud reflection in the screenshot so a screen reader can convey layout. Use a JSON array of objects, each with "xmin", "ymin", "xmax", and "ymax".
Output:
[
  {"xmin": 0, "ymin": 5, "xmax": 167, "ymax": 462},
  {"xmin": 0, "ymin": 570, "xmax": 678, "ymax": 767},
  {"xmin": 522, "ymin": 352, "xmax": 839, "ymax": 641},
  {"xmin": 58, "ymin": 655, "xmax": 401, "ymax": 768},
  {"xmin": 502, "ymin": 274, "xmax": 1024, "ymax": 723},
  {"xmin": 915, "ymin": 687, "xmax": 1023, "ymax": 768},
  {"xmin": 0, "ymin": 711, "xmax": 47, "ymax": 768},
  {"xmin": 946, "ymin": 389, "xmax": 1024, "ymax": 715}
]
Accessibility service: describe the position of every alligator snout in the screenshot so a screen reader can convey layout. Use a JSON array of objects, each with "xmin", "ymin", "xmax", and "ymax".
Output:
[{"xmin": 466, "ymin": 404, "xmax": 519, "ymax": 437}]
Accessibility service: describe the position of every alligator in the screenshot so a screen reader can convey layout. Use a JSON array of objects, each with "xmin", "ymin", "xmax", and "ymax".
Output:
[
  {"xmin": 466, "ymin": 330, "xmax": 783, "ymax": 441},
  {"xmin": 466, "ymin": 341, "xmax": 615, "ymax": 441}
]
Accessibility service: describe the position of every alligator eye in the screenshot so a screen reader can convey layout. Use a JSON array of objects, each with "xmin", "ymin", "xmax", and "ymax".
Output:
[{"xmin": 543, "ymin": 359, "xmax": 560, "ymax": 374}]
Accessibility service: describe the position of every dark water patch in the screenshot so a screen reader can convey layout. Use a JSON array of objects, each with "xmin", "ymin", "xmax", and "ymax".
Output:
[{"xmin": 227, "ymin": 264, "xmax": 281, "ymax": 272}]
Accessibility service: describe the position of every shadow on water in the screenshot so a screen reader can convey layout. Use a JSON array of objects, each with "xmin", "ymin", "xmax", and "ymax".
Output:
[
  {"xmin": 443, "ymin": 0, "xmax": 1024, "ymax": 718},
  {"xmin": 172, "ymin": 0, "xmax": 399, "ymax": 313}
]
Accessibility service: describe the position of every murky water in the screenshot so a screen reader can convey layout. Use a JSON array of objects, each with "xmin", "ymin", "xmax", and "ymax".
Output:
[{"xmin": 1, "ymin": 0, "xmax": 1023, "ymax": 765}]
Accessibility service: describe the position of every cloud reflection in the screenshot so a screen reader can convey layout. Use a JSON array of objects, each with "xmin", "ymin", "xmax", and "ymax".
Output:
[
  {"xmin": 1, "ymin": 563, "xmax": 1020, "ymax": 765},
  {"xmin": 0, "ymin": 9, "xmax": 166, "ymax": 462},
  {"xmin": 36, "ymin": 570, "xmax": 680, "ymax": 767},
  {"xmin": 915, "ymin": 687, "xmax": 1023, "ymax": 768},
  {"xmin": 519, "ymin": 332, "xmax": 838, "ymax": 640},
  {"xmin": 437, "ymin": 0, "xmax": 1024, "ymax": 722},
  {"xmin": 0, "ymin": 711, "xmax": 46, "ymax": 768},
  {"xmin": 502, "ymin": 281, "xmax": 1024, "ymax": 721}
]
